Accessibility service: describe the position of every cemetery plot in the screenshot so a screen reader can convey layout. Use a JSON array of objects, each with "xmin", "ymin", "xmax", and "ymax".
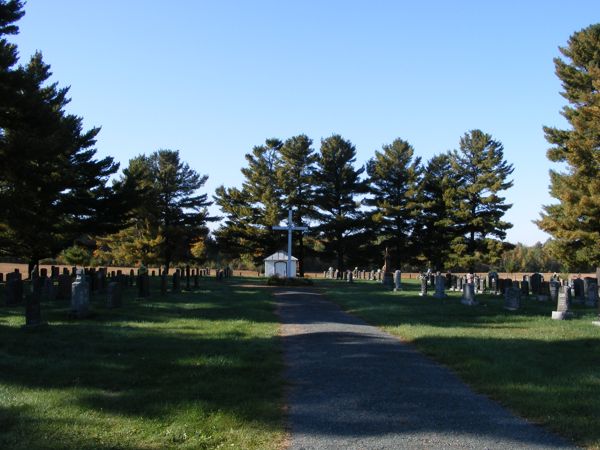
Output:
[
  {"xmin": 318, "ymin": 277, "xmax": 600, "ymax": 449},
  {"xmin": 0, "ymin": 277, "xmax": 284, "ymax": 450}
]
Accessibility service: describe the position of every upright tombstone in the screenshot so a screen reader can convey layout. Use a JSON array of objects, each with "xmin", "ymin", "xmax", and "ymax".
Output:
[
  {"xmin": 457, "ymin": 276, "xmax": 464, "ymax": 292},
  {"xmin": 172, "ymin": 269, "xmax": 181, "ymax": 293},
  {"xmin": 552, "ymin": 286, "xmax": 573, "ymax": 320},
  {"xmin": 41, "ymin": 276, "xmax": 56, "ymax": 302},
  {"xmin": 504, "ymin": 286, "xmax": 521, "ymax": 311},
  {"xmin": 25, "ymin": 266, "xmax": 44, "ymax": 328},
  {"xmin": 488, "ymin": 272, "xmax": 498, "ymax": 295},
  {"xmin": 71, "ymin": 269, "xmax": 90, "ymax": 319},
  {"xmin": 419, "ymin": 274, "xmax": 428, "ymax": 296},
  {"xmin": 193, "ymin": 269, "xmax": 199, "ymax": 288},
  {"xmin": 434, "ymin": 273, "xmax": 446, "ymax": 299},
  {"xmin": 393, "ymin": 270, "xmax": 402, "ymax": 292},
  {"xmin": 5, "ymin": 271, "xmax": 23, "ymax": 306},
  {"xmin": 106, "ymin": 281, "xmax": 122, "ymax": 309},
  {"xmin": 381, "ymin": 247, "xmax": 394, "ymax": 289},
  {"xmin": 521, "ymin": 280, "xmax": 530, "ymax": 297},
  {"xmin": 537, "ymin": 281, "xmax": 550, "ymax": 302},
  {"xmin": 586, "ymin": 281, "xmax": 598, "ymax": 307},
  {"xmin": 185, "ymin": 265, "xmax": 191, "ymax": 289},
  {"xmin": 461, "ymin": 274, "xmax": 477, "ymax": 306},
  {"xmin": 56, "ymin": 273, "xmax": 72, "ymax": 301},
  {"xmin": 497, "ymin": 278, "xmax": 506, "ymax": 295},
  {"xmin": 347, "ymin": 271, "xmax": 353, "ymax": 283},
  {"xmin": 549, "ymin": 280, "xmax": 560, "ymax": 305},
  {"xmin": 334, "ymin": 269, "xmax": 339, "ymax": 280},
  {"xmin": 451, "ymin": 275, "xmax": 458, "ymax": 291},
  {"xmin": 137, "ymin": 266, "xmax": 150, "ymax": 298},
  {"xmin": 530, "ymin": 273, "xmax": 543, "ymax": 295},
  {"xmin": 160, "ymin": 266, "xmax": 168, "ymax": 295},
  {"xmin": 445, "ymin": 272, "xmax": 452, "ymax": 289},
  {"xmin": 572, "ymin": 278, "xmax": 584, "ymax": 304}
]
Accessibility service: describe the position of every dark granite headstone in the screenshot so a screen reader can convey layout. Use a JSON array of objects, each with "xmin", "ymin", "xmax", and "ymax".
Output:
[
  {"xmin": 5, "ymin": 272, "xmax": 23, "ymax": 305},
  {"xmin": 107, "ymin": 282, "xmax": 122, "ymax": 308},
  {"xmin": 504, "ymin": 286, "xmax": 521, "ymax": 311},
  {"xmin": 57, "ymin": 274, "xmax": 72, "ymax": 301},
  {"xmin": 530, "ymin": 273, "xmax": 543, "ymax": 295},
  {"xmin": 172, "ymin": 270, "xmax": 181, "ymax": 293}
]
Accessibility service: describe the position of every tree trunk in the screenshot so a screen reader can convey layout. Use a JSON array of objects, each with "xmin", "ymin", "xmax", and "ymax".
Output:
[{"xmin": 298, "ymin": 234, "xmax": 305, "ymax": 277}]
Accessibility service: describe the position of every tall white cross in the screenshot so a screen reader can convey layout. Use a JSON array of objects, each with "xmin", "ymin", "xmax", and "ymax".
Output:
[{"xmin": 273, "ymin": 209, "xmax": 308, "ymax": 277}]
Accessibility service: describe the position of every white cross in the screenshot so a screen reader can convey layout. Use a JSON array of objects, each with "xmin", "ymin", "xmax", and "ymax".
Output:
[{"xmin": 273, "ymin": 209, "xmax": 308, "ymax": 278}]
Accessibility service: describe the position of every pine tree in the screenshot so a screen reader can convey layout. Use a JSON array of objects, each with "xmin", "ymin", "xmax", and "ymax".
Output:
[
  {"xmin": 277, "ymin": 134, "xmax": 317, "ymax": 276},
  {"xmin": 416, "ymin": 153, "xmax": 461, "ymax": 271},
  {"xmin": 364, "ymin": 138, "xmax": 422, "ymax": 270},
  {"xmin": 536, "ymin": 24, "xmax": 600, "ymax": 270},
  {"xmin": 103, "ymin": 150, "xmax": 213, "ymax": 270},
  {"xmin": 449, "ymin": 130, "xmax": 514, "ymax": 271},
  {"xmin": 313, "ymin": 134, "xmax": 367, "ymax": 271},
  {"xmin": 214, "ymin": 139, "xmax": 285, "ymax": 266},
  {"xmin": 0, "ymin": 47, "xmax": 119, "ymax": 271}
]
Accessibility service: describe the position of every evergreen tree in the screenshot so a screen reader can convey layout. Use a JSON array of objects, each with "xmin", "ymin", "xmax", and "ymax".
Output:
[
  {"xmin": 277, "ymin": 134, "xmax": 317, "ymax": 276},
  {"xmin": 214, "ymin": 139, "xmax": 285, "ymax": 266},
  {"xmin": 449, "ymin": 130, "xmax": 514, "ymax": 271},
  {"xmin": 313, "ymin": 134, "xmax": 367, "ymax": 271},
  {"xmin": 102, "ymin": 150, "xmax": 213, "ymax": 270},
  {"xmin": 0, "ymin": 47, "xmax": 119, "ymax": 271},
  {"xmin": 536, "ymin": 24, "xmax": 600, "ymax": 270},
  {"xmin": 416, "ymin": 153, "xmax": 461, "ymax": 270},
  {"xmin": 364, "ymin": 138, "xmax": 422, "ymax": 270}
]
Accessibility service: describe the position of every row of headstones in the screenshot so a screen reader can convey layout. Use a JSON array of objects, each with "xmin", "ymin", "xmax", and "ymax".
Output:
[
  {"xmin": 4, "ymin": 266, "xmax": 215, "ymax": 306},
  {"xmin": 415, "ymin": 273, "xmax": 600, "ymax": 321},
  {"xmin": 323, "ymin": 268, "xmax": 386, "ymax": 281}
]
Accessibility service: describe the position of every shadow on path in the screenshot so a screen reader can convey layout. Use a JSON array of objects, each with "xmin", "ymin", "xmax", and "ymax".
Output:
[{"xmin": 276, "ymin": 290, "xmax": 577, "ymax": 449}]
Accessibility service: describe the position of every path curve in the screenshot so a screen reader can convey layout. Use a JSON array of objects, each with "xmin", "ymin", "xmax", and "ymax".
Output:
[{"xmin": 276, "ymin": 290, "xmax": 577, "ymax": 450}]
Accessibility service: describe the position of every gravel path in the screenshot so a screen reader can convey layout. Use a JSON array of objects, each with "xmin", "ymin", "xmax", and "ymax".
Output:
[{"xmin": 276, "ymin": 290, "xmax": 577, "ymax": 450}]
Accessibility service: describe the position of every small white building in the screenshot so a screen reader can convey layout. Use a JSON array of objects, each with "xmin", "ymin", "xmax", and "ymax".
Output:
[{"xmin": 264, "ymin": 251, "xmax": 297, "ymax": 278}]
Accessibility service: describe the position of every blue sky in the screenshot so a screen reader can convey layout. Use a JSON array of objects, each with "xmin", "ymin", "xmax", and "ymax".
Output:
[{"xmin": 12, "ymin": 1, "xmax": 600, "ymax": 244}]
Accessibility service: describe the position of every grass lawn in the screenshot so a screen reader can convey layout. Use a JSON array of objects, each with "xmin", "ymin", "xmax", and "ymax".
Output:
[
  {"xmin": 0, "ymin": 276, "xmax": 285, "ymax": 450},
  {"xmin": 318, "ymin": 277, "xmax": 600, "ymax": 450}
]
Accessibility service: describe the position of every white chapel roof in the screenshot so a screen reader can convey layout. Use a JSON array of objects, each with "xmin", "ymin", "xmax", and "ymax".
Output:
[{"xmin": 264, "ymin": 251, "xmax": 298, "ymax": 261}]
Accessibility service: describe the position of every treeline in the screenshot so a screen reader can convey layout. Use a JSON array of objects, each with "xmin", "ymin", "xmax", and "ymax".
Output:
[{"xmin": 214, "ymin": 132, "xmax": 514, "ymax": 274}]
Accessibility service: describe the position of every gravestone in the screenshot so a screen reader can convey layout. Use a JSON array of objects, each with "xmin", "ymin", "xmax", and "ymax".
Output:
[
  {"xmin": 393, "ymin": 270, "xmax": 402, "ymax": 292},
  {"xmin": 347, "ymin": 271, "xmax": 353, "ymax": 283},
  {"xmin": 552, "ymin": 286, "xmax": 572, "ymax": 320},
  {"xmin": 445, "ymin": 273, "xmax": 452, "ymax": 289},
  {"xmin": 71, "ymin": 269, "xmax": 90, "ymax": 319},
  {"xmin": 521, "ymin": 280, "xmax": 530, "ymax": 297},
  {"xmin": 451, "ymin": 275, "xmax": 458, "ymax": 291},
  {"xmin": 434, "ymin": 274, "xmax": 446, "ymax": 299},
  {"xmin": 419, "ymin": 276, "xmax": 428, "ymax": 296},
  {"xmin": 55, "ymin": 273, "xmax": 72, "ymax": 302},
  {"xmin": 41, "ymin": 276, "xmax": 56, "ymax": 302},
  {"xmin": 537, "ymin": 281, "xmax": 550, "ymax": 302},
  {"xmin": 25, "ymin": 267, "xmax": 43, "ymax": 328},
  {"xmin": 457, "ymin": 276, "xmax": 464, "ymax": 292},
  {"xmin": 549, "ymin": 280, "xmax": 560, "ymax": 305},
  {"xmin": 497, "ymin": 278, "xmax": 506, "ymax": 295},
  {"xmin": 334, "ymin": 269, "xmax": 339, "ymax": 280},
  {"xmin": 186, "ymin": 265, "xmax": 191, "ymax": 289},
  {"xmin": 530, "ymin": 273, "xmax": 543, "ymax": 295},
  {"xmin": 96, "ymin": 270, "xmax": 107, "ymax": 294},
  {"xmin": 572, "ymin": 278, "xmax": 584, "ymax": 304},
  {"xmin": 107, "ymin": 281, "xmax": 122, "ymax": 308},
  {"xmin": 172, "ymin": 270, "xmax": 181, "ymax": 293},
  {"xmin": 5, "ymin": 271, "xmax": 23, "ymax": 305},
  {"xmin": 51, "ymin": 266, "xmax": 59, "ymax": 279},
  {"xmin": 160, "ymin": 267, "xmax": 168, "ymax": 295},
  {"xmin": 461, "ymin": 280, "xmax": 477, "ymax": 306},
  {"xmin": 586, "ymin": 281, "xmax": 598, "ymax": 307},
  {"xmin": 504, "ymin": 286, "xmax": 521, "ymax": 311},
  {"xmin": 488, "ymin": 272, "xmax": 498, "ymax": 295},
  {"xmin": 137, "ymin": 266, "xmax": 150, "ymax": 298},
  {"xmin": 194, "ymin": 270, "xmax": 199, "ymax": 288}
]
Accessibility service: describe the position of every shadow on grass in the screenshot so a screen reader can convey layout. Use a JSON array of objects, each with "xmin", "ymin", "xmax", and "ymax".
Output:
[{"xmin": 0, "ymin": 277, "xmax": 283, "ymax": 449}]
